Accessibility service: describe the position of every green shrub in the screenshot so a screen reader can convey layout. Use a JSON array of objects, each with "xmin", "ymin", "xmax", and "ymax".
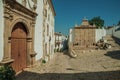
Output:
[
  {"xmin": 0, "ymin": 64, "xmax": 16, "ymax": 80},
  {"xmin": 57, "ymin": 48, "xmax": 59, "ymax": 52},
  {"xmin": 54, "ymin": 49, "xmax": 56, "ymax": 53},
  {"xmin": 42, "ymin": 59, "xmax": 46, "ymax": 63}
]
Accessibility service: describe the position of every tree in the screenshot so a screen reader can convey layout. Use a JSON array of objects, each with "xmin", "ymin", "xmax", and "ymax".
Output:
[
  {"xmin": 89, "ymin": 16, "xmax": 104, "ymax": 28},
  {"xmin": 117, "ymin": 20, "xmax": 120, "ymax": 26}
]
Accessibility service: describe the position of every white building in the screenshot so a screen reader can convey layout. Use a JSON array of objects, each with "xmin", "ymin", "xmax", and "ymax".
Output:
[
  {"xmin": 106, "ymin": 26, "xmax": 120, "ymax": 39},
  {"xmin": 42, "ymin": 0, "xmax": 56, "ymax": 61},
  {"xmin": 34, "ymin": 0, "xmax": 44, "ymax": 61},
  {"xmin": 0, "ymin": 0, "xmax": 55, "ymax": 72},
  {"xmin": 113, "ymin": 26, "xmax": 120, "ymax": 39},
  {"xmin": 55, "ymin": 32, "xmax": 68, "ymax": 51}
]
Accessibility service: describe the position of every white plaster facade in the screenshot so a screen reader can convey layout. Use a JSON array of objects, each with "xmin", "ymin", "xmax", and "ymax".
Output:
[
  {"xmin": 113, "ymin": 26, "xmax": 120, "ymax": 39},
  {"xmin": 107, "ymin": 26, "xmax": 120, "ymax": 39},
  {"xmin": 106, "ymin": 27, "xmax": 114, "ymax": 35},
  {"xmin": 16, "ymin": 0, "xmax": 44, "ymax": 61},
  {"xmin": 55, "ymin": 33, "xmax": 62, "ymax": 50},
  {"xmin": 69, "ymin": 29, "xmax": 75, "ymax": 44},
  {"xmin": 95, "ymin": 28, "xmax": 106, "ymax": 42},
  {"xmin": 55, "ymin": 32, "xmax": 67, "ymax": 51},
  {"xmin": 43, "ymin": 0, "xmax": 55, "ymax": 61},
  {"xmin": 34, "ymin": 0, "xmax": 44, "ymax": 60},
  {"xmin": 0, "ymin": 1, "xmax": 4, "ymax": 61}
]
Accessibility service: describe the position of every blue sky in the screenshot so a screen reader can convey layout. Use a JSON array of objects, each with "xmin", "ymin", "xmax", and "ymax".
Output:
[{"xmin": 52, "ymin": 0, "xmax": 120, "ymax": 35}]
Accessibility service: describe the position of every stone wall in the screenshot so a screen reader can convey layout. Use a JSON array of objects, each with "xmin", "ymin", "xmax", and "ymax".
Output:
[
  {"xmin": 73, "ymin": 28, "xmax": 95, "ymax": 49},
  {"xmin": 69, "ymin": 28, "xmax": 106, "ymax": 50}
]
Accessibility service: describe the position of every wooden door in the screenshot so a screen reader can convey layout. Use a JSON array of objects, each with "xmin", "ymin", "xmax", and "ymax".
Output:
[{"xmin": 11, "ymin": 23, "xmax": 27, "ymax": 72}]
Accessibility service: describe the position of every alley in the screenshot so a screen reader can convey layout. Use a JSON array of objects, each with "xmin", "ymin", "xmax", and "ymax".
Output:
[{"xmin": 16, "ymin": 36, "xmax": 120, "ymax": 80}]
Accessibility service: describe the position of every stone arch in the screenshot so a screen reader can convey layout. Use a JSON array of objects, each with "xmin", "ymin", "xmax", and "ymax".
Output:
[
  {"xmin": 11, "ymin": 22, "xmax": 27, "ymax": 72},
  {"xmin": 9, "ymin": 18, "xmax": 33, "ymax": 72},
  {"xmin": 11, "ymin": 22, "xmax": 28, "ymax": 34},
  {"xmin": 9, "ymin": 18, "xmax": 30, "ymax": 38}
]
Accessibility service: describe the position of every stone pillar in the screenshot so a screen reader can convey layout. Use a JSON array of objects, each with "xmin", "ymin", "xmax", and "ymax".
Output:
[
  {"xmin": 0, "ymin": 6, "xmax": 14, "ymax": 65},
  {"xmin": 29, "ymin": 21, "xmax": 36, "ymax": 65}
]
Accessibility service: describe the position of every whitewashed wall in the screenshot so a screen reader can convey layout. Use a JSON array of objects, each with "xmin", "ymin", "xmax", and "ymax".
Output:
[
  {"xmin": 106, "ymin": 27, "xmax": 115, "ymax": 35},
  {"xmin": 114, "ymin": 30, "xmax": 120, "ymax": 39},
  {"xmin": 34, "ymin": 0, "xmax": 43, "ymax": 60},
  {"xmin": 0, "ymin": 1, "xmax": 4, "ymax": 61},
  {"xmin": 69, "ymin": 29, "xmax": 74, "ymax": 43},
  {"xmin": 106, "ymin": 26, "xmax": 120, "ymax": 39},
  {"xmin": 50, "ymin": 12, "xmax": 55, "ymax": 56},
  {"xmin": 55, "ymin": 34, "xmax": 67, "ymax": 50},
  {"xmin": 113, "ymin": 26, "xmax": 120, "ymax": 39},
  {"xmin": 95, "ymin": 29, "xmax": 106, "ymax": 42},
  {"xmin": 44, "ymin": 1, "xmax": 55, "ymax": 57}
]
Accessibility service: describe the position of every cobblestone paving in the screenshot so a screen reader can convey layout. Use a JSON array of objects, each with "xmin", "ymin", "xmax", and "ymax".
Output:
[{"xmin": 16, "ymin": 36, "xmax": 120, "ymax": 80}]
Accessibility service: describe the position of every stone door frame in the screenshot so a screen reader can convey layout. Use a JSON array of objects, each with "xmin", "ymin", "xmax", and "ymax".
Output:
[{"xmin": 0, "ymin": 0, "xmax": 37, "ymax": 67}]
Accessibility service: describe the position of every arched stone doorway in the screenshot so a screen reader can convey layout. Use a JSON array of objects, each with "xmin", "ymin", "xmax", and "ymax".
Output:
[{"xmin": 11, "ymin": 22, "xmax": 27, "ymax": 72}]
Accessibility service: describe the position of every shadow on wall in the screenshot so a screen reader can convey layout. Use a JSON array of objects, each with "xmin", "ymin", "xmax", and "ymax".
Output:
[
  {"xmin": 105, "ymin": 50, "xmax": 120, "ymax": 60},
  {"xmin": 16, "ymin": 70, "xmax": 120, "ymax": 80},
  {"xmin": 112, "ymin": 36, "xmax": 120, "ymax": 45}
]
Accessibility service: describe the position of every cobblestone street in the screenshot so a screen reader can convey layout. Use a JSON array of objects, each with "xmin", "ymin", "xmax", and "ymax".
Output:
[
  {"xmin": 1, "ymin": 1, "xmax": 120, "ymax": 80},
  {"xmin": 16, "ymin": 36, "xmax": 120, "ymax": 80}
]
